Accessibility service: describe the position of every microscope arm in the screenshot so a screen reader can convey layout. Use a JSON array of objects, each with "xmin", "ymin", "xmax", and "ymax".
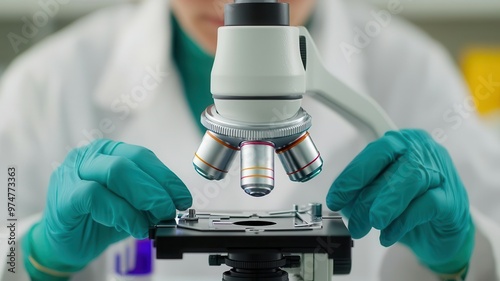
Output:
[{"xmin": 299, "ymin": 27, "xmax": 398, "ymax": 140}]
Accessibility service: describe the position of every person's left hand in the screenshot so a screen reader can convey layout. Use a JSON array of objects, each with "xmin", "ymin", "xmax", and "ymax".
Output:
[{"xmin": 326, "ymin": 129, "xmax": 474, "ymax": 275}]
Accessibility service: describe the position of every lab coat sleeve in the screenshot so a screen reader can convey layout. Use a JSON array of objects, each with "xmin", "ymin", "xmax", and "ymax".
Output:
[
  {"xmin": 0, "ymin": 2, "xmax": 135, "ymax": 221},
  {"xmin": 362, "ymin": 16, "xmax": 500, "ymax": 280},
  {"xmin": 0, "ymin": 3, "xmax": 154, "ymax": 279},
  {"xmin": 0, "ymin": 53, "xmax": 68, "ymax": 280},
  {"xmin": 0, "ymin": 58, "xmax": 50, "ymax": 219},
  {"xmin": 0, "ymin": 52, "xmax": 69, "ymax": 219},
  {"xmin": 0, "ymin": 58, "xmax": 107, "ymax": 281}
]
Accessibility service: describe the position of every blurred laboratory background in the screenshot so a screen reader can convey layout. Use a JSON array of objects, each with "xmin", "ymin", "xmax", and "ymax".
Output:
[{"xmin": 1, "ymin": 0, "xmax": 499, "ymax": 127}]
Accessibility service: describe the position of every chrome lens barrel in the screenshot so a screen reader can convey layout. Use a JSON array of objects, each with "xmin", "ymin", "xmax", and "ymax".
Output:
[
  {"xmin": 193, "ymin": 131, "xmax": 239, "ymax": 180},
  {"xmin": 276, "ymin": 132, "xmax": 323, "ymax": 182},
  {"xmin": 240, "ymin": 141, "xmax": 275, "ymax": 197},
  {"xmin": 194, "ymin": 106, "xmax": 323, "ymax": 197}
]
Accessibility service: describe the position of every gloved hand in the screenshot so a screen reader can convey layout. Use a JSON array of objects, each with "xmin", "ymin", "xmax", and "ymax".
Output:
[
  {"xmin": 22, "ymin": 139, "xmax": 192, "ymax": 280},
  {"xmin": 326, "ymin": 129, "xmax": 474, "ymax": 276}
]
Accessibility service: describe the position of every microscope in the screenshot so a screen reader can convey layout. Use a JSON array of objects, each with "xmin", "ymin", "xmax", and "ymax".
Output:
[{"xmin": 149, "ymin": 1, "xmax": 397, "ymax": 280}]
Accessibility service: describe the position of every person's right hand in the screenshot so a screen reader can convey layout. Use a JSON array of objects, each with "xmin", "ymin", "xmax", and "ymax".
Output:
[{"xmin": 22, "ymin": 139, "xmax": 192, "ymax": 280}]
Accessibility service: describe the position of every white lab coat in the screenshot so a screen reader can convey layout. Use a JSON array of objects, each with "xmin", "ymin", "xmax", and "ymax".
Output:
[{"xmin": 0, "ymin": 0, "xmax": 499, "ymax": 280}]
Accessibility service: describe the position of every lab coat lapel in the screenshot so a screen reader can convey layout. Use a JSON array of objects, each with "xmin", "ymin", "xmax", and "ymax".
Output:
[
  {"xmin": 92, "ymin": 0, "xmax": 173, "ymax": 111},
  {"xmin": 88, "ymin": 0, "xmax": 203, "ymax": 183}
]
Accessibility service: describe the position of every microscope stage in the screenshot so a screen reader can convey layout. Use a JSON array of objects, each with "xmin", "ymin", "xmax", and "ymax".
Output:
[{"xmin": 149, "ymin": 210, "xmax": 352, "ymax": 275}]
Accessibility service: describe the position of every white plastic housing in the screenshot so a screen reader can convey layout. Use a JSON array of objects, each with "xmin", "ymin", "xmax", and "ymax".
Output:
[
  {"xmin": 299, "ymin": 27, "xmax": 397, "ymax": 139},
  {"xmin": 211, "ymin": 26, "xmax": 306, "ymax": 123}
]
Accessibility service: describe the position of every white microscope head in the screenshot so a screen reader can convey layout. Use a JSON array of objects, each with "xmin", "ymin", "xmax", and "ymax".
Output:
[{"xmin": 193, "ymin": 0, "xmax": 396, "ymax": 197}]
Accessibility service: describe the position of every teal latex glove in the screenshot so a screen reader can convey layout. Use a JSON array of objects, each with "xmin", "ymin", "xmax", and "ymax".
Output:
[
  {"xmin": 22, "ymin": 140, "xmax": 192, "ymax": 280},
  {"xmin": 326, "ymin": 129, "xmax": 474, "ymax": 275}
]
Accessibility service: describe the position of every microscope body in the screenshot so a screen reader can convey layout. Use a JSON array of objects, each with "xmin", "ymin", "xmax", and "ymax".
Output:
[
  {"xmin": 160, "ymin": 1, "xmax": 398, "ymax": 280},
  {"xmin": 193, "ymin": 0, "xmax": 396, "ymax": 197}
]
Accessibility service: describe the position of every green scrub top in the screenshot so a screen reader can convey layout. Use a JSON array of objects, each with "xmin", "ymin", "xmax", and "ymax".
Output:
[{"xmin": 171, "ymin": 15, "xmax": 215, "ymax": 134}]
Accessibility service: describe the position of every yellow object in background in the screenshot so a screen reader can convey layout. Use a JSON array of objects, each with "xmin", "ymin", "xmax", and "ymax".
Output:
[{"xmin": 461, "ymin": 48, "xmax": 500, "ymax": 116}]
